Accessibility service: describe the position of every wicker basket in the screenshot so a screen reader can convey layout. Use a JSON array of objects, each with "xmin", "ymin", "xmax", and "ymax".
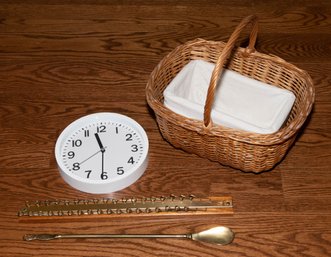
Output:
[{"xmin": 146, "ymin": 15, "xmax": 315, "ymax": 173}]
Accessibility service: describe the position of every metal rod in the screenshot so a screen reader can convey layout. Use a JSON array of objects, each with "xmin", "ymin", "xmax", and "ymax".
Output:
[
  {"xmin": 60, "ymin": 234, "xmax": 188, "ymax": 239},
  {"xmin": 24, "ymin": 233, "xmax": 189, "ymax": 241}
]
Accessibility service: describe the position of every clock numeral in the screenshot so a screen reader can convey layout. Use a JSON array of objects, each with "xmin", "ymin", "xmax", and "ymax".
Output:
[
  {"xmin": 101, "ymin": 172, "xmax": 108, "ymax": 180},
  {"xmin": 72, "ymin": 139, "xmax": 82, "ymax": 147},
  {"xmin": 131, "ymin": 144, "xmax": 138, "ymax": 152},
  {"xmin": 85, "ymin": 170, "xmax": 92, "ymax": 178},
  {"xmin": 115, "ymin": 127, "xmax": 119, "ymax": 134},
  {"xmin": 68, "ymin": 151, "xmax": 75, "ymax": 159},
  {"xmin": 84, "ymin": 130, "xmax": 90, "ymax": 137},
  {"xmin": 117, "ymin": 167, "xmax": 124, "ymax": 175},
  {"xmin": 126, "ymin": 133, "xmax": 133, "ymax": 141},
  {"xmin": 128, "ymin": 157, "xmax": 135, "ymax": 164},
  {"xmin": 72, "ymin": 162, "xmax": 80, "ymax": 171},
  {"xmin": 97, "ymin": 125, "xmax": 106, "ymax": 133}
]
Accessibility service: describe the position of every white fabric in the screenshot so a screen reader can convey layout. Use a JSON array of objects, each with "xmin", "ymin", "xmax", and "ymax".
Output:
[{"xmin": 163, "ymin": 60, "xmax": 295, "ymax": 134}]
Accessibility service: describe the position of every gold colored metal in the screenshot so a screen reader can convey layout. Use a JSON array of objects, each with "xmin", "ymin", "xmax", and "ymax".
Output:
[
  {"xmin": 18, "ymin": 195, "xmax": 233, "ymax": 220},
  {"xmin": 23, "ymin": 226, "xmax": 234, "ymax": 245},
  {"xmin": 191, "ymin": 226, "xmax": 234, "ymax": 245}
]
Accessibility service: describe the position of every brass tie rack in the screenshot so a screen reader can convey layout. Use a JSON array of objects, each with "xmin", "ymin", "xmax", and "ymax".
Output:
[{"xmin": 18, "ymin": 195, "xmax": 233, "ymax": 220}]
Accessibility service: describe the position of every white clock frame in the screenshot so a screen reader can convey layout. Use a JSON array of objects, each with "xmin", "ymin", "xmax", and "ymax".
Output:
[{"xmin": 55, "ymin": 112, "xmax": 149, "ymax": 194}]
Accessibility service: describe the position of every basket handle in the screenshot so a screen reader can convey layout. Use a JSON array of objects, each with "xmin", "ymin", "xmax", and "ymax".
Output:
[{"xmin": 203, "ymin": 15, "xmax": 258, "ymax": 127}]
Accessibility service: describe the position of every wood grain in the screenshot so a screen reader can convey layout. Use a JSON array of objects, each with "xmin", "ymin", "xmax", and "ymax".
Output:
[{"xmin": 0, "ymin": 1, "xmax": 331, "ymax": 256}]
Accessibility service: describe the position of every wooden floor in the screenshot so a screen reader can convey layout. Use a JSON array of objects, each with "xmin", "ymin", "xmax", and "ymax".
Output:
[{"xmin": 0, "ymin": 1, "xmax": 330, "ymax": 256}]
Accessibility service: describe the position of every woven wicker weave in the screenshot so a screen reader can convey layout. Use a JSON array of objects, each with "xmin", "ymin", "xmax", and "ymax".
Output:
[{"xmin": 146, "ymin": 15, "xmax": 315, "ymax": 173}]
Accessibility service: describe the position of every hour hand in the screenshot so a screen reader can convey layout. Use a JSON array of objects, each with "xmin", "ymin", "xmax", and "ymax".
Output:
[{"xmin": 94, "ymin": 133, "xmax": 105, "ymax": 152}]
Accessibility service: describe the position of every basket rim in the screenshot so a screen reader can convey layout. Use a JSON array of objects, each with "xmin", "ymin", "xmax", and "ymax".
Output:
[{"xmin": 146, "ymin": 38, "xmax": 315, "ymax": 146}]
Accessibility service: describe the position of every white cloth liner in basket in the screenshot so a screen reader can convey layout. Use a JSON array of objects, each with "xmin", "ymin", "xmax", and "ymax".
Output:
[{"xmin": 164, "ymin": 59, "xmax": 296, "ymax": 134}]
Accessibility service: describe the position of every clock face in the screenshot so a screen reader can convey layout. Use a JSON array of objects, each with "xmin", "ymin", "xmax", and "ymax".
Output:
[{"xmin": 55, "ymin": 113, "xmax": 149, "ymax": 194}]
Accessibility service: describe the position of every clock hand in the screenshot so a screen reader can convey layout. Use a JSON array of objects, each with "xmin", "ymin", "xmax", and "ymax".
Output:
[
  {"xmin": 79, "ymin": 147, "xmax": 107, "ymax": 166},
  {"xmin": 95, "ymin": 133, "xmax": 107, "ymax": 178},
  {"xmin": 101, "ymin": 150, "xmax": 105, "ymax": 175},
  {"xmin": 94, "ymin": 133, "xmax": 106, "ymax": 153}
]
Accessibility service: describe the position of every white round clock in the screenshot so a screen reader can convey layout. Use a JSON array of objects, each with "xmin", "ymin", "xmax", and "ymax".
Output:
[{"xmin": 55, "ymin": 112, "xmax": 149, "ymax": 194}]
